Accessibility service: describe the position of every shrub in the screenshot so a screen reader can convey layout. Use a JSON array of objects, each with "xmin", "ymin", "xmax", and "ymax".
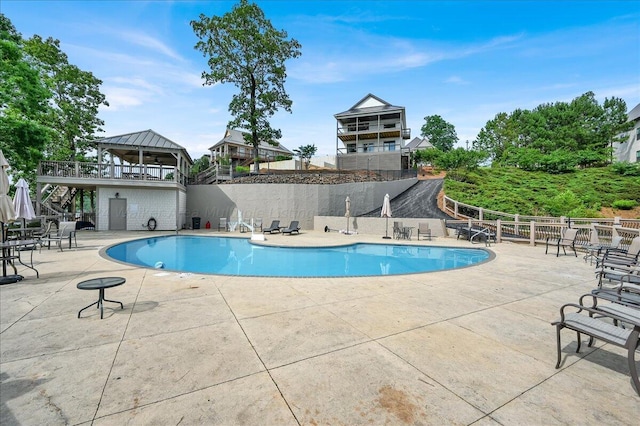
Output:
[
  {"xmin": 612, "ymin": 199, "xmax": 638, "ymax": 210},
  {"xmin": 235, "ymin": 165, "xmax": 250, "ymax": 174},
  {"xmin": 611, "ymin": 162, "xmax": 640, "ymax": 176},
  {"xmin": 546, "ymin": 190, "xmax": 583, "ymax": 216}
]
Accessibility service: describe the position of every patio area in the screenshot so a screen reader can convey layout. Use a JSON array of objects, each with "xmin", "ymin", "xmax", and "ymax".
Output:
[{"xmin": 1, "ymin": 230, "xmax": 638, "ymax": 424}]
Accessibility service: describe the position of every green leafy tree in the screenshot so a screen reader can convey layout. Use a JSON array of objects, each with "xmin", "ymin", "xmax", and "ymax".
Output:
[
  {"xmin": 0, "ymin": 15, "xmax": 51, "ymax": 183},
  {"xmin": 24, "ymin": 35, "xmax": 109, "ymax": 161},
  {"xmin": 473, "ymin": 112, "xmax": 517, "ymax": 162},
  {"xmin": 191, "ymin": 0, "xmax": 302, "ymax": 173},
  {"xmin": 420, "ymin": 115, "xmax": 458, "ymax": 152},
  {"xmin": 190, "ymin": 155, "xmax": 211, "ymax": 176},
  {"xmin": 293, "ymin": 144, "xmax": 317, "ymax": 170},
  {"xmin": 475, "ymin": 92, "xmax": 631, "ymax": 170}
]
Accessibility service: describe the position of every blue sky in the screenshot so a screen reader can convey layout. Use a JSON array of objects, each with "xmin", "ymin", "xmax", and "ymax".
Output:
[{"xmin": 3, "ymin": 1, "xmax": 639, "ymax": 159}]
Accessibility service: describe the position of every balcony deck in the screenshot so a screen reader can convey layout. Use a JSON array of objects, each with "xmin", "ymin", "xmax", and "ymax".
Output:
[{"xmin": 37, "ymin": 161, "xmax": 188, "ymax": 188}]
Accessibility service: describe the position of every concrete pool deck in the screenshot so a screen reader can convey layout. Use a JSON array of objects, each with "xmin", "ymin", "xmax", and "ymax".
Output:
[{"xmin": 1, "ymin": 230, "xmax": 638, "ymax": 425}]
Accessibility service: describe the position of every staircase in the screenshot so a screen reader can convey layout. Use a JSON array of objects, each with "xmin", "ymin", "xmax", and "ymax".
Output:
[{"xmin": 40, "ymin": 184, "xmax": 78, "ymax": 215}]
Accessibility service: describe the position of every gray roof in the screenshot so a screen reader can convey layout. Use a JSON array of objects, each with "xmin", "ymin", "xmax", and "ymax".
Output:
[
  {"xmin": 405, "ymin": 137, "xmax": 434, "ymax": 150},
  {"xmin": 628, "ymin": 103, "xmax": 640, "ymax": 122},
  {"xmin": 209, "ymin": 129, "xmax": 293, "ymax": 155},
  {"xmin": 96, "ymin": 129, "xmax": 193, "ymax": 165},
  {"xmin": 334, "ymin": 93, "xmax": 405, "ymax": 119},
  {"xmin": 97, "ymin": 129, "xmax": 185, "ymax": 150}
]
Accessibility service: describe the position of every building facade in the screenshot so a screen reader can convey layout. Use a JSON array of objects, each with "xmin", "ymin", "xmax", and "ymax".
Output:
[
  {"xmin": 209, "ymin": 128, "xmax": 294, "ymax": 169},
  {"xmin": 614, "ymin": 103, "xmax": 640, "ymax": 163},
  {"xmin": 334, "ymin": 94, "xmax": 411, "ymax": 171}
]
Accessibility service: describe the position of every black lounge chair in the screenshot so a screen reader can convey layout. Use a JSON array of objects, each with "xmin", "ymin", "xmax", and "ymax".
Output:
[
  {"xmin": 263, "ymin": 220, "xmax": 281, "ymax": 234},
  {"xmin": 282, "ymin": 221, "xmax": 300, "ymax": 235}
]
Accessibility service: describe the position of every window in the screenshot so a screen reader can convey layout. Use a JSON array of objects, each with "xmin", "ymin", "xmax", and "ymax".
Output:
[
  {"xmin": 347, "ymin": 144, "xmax": 356, "ymax": 153},
  {"xmin": 636, "ymin": 150, "xmax": 640, "ymax": 162},
  {"xmin": 362, "ymin": 143, "xmax": 374, "ymax": 152},
  {"xmin": 383, "ymin": 123, "xmax": 396, "ymax": 129},
  {"xmin": 636, "ymin": 127, "xmax": 640, "ymax": 140},
  {"xmin": 384, "ymin": 141, "xmax": 396, "ymax": 151}
]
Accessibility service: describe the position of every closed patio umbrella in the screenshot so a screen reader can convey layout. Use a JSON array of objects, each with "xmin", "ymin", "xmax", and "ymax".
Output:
[
  {"xmin": 13, "ymin": 178, "xmax": 36, "ymax": 236},
  {"xmin": 345, "ymin": 196, "xmax": 351, "ymax": 234},
  {"xmin": 381, "ymin": 193, "xmax": 392, "ymax": 239},
  {"xmin": 0, "ymin": 151, "xmax": 15, "ymax": 227},
  {"xmin": 0, "ymin": 150, "xmax": 20, "ymax": 284}
]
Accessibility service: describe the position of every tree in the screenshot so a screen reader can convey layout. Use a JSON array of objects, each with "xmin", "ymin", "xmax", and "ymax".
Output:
[
  {"xmin": 0, "ymin": 14, "xmax": 51, "ymax": 183},
  {"xmin": 475, "ymin": 92, "xmax": 631, "ymax": 170},
  {"xmin": 293, "ymin": 144, "xmax": 317, "ymax": 170},
  {"xmin": 190, "ymin": 155, "xmax": 212, "ymax": 176},
  {"xmin": 191, "ymin": 0, "xmax": 302, "ymax": 173},
  {"xmin": 420, "ymin": 115, "xmax": 458, "ymax": 152},
  {"xmin": 24, "ymin": 35, "xmax": 109, "ymax": 161}
]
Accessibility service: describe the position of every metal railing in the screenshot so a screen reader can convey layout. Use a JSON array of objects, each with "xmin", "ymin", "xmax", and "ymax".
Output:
[{"xmin": 38, "ymin": 161, "xmax": 187, "ymax": 185}]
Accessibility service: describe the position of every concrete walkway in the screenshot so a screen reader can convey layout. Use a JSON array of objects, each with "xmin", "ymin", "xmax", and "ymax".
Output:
[{"xmin": 1, "ymin": 230, "xmax": 638, "ymax": 425}]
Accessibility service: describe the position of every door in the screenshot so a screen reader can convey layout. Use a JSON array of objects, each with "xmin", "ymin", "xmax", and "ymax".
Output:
[{"xmin": 109, "ymin": 198, "xmax": 127, "ymax": 230}]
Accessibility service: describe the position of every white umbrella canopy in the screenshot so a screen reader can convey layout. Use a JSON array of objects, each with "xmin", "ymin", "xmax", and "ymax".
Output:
[
  {"xmin": 381, "ymin": 194, "xmax": 392, "ymax": 239},
  {"xmin": 381, "ymin": 194, "xmax": 392, "ymax": 218},
  {"xmin": 1, "ymin": 150, "xmax": 21, "ymax": 284},
  {"xmin": 0, "ymin": 150, "xmax": 16, "ymax": 225},
  {"xmin": 345, "ymin": 196, "xmax": 351, "ymax": 234},
  {"xmin": 13, "ymin": 178, "xmax": 36, "ymax": 221}
]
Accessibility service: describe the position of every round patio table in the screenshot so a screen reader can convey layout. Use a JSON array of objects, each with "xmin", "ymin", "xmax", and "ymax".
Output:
[{"xmin": 77, "ymin": 277, "xmax": 125, "ymax": 319}]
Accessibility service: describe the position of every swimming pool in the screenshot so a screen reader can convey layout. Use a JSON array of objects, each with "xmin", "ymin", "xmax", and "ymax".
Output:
[{"xmin": 104, "ymin": 235, "xmax": 492, "ymax": 277}]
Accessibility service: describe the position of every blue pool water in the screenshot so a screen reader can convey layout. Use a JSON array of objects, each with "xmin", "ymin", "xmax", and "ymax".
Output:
[{"xmin": 105, "ymin": 236, "xmax": 491, "ymax": 277}]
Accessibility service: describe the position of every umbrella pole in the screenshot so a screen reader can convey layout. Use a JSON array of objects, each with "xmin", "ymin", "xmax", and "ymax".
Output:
[
  {"xmin": 1, "ymin": 222, "xmax": 5, "ymax": 276},
  {"xmin": 383, "ymin": 216, "xmax": 391, "ymax": 239}
]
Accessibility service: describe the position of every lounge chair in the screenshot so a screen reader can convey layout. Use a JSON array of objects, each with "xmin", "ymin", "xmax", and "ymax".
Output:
[
  {"xmin": 417, "ymin": 222, "xmax": 431, "ymax": 241},
  {"xmin": 281, "ymin": 221, "xmax": 300, "ymax": 235},
  {"xmin": 583, "ymin": 235, "xmax": 623, "ymax": 265},
  {"xmin": 262, "ymin": 220, "xmax": 281, "ymax": 234},
  {"xmin": 595, "ymin": 260, "xmax": 640, "ymax": 288},
  {"xmin": 597, "ymin": 236, "xmax": 640, "ymax": 267},
  {"xmin": 545, "ymin": 227, "xmax": 578, "ymax": 257},
  {"xmin": 39, "ymin": 221, "xmax": 77, "ymax": 252},
  {"xmin": 552, "ymin": 292, "xmax": 640, "ymax": 396},
  {"xmin": 218, "ymin": 218, "xmax": 227, "ymax": 232}
]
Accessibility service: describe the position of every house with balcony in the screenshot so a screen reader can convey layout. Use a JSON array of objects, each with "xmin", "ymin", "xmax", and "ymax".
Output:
[
  {"xmin": 36, "ymin": 129, "xmax": 193, "ymax": 231},
  {"xmin": 209, "ymin": 128, "xmax": 294, "ymax": 169},
  {"xmin": 335, "ymin": 94, "xmax": 411, "ymax": 171}
]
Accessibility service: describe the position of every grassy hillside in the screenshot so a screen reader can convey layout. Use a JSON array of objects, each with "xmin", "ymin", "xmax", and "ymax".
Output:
[{"xmin": 443, "ymin": 166, "xmax": 640, "ymax": 218}]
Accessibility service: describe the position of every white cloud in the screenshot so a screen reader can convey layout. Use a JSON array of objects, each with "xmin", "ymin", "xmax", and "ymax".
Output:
[{"xmin": 445, "ymin": 76, "xmax": 469, "ymax": 85}]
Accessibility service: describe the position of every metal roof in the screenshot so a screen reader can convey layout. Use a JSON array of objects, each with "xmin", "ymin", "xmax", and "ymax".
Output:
[
  {"xmin": 334, "ymin": 93, "xmax": 405, "ymax": 118},
  {"xmin": 96, "ymin": 129, "xmax": 193, "ymax": 165},
  {"xmin": 209, "ymin": 128, "xmax": 294, "ymax": 155},
  {"xmin": 628, "ymin": 103, "xmax": 640, "ymax": 122}
]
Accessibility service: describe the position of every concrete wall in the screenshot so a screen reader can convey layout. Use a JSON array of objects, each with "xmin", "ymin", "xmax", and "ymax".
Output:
[
  {"xmin": 314, "ymin": 216, "xmax": 448, "ymax": 237},
  {"xmin": 337, "ymin": 152, "xmax": 401, "ymax": 171},
  {"xmin": 255, "ymin": 155, "xmax": 337, "ymax": 170},
  {"xmin": 186, "ymin": 178, "xmax": 417, "ymax": 231},
  {"xmin": 96, "ymin": 187, "xmax": 181, "ymax": 231}
]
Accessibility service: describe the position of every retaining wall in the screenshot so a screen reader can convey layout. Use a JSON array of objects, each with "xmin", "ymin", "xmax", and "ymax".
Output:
[{"xmin": 186, "ymin": 179, "xmax": 418, "ymax": 231}]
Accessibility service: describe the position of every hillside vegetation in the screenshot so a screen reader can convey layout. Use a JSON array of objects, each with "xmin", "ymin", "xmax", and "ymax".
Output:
[{"xmin": 443, "ymin": 166, "xmax": 640, "ymax": 218}]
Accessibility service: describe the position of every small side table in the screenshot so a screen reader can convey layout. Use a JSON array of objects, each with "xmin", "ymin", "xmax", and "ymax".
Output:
[{"xmin": 77, "ymin": 277, "xmax": 125, "ymax": 319}]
